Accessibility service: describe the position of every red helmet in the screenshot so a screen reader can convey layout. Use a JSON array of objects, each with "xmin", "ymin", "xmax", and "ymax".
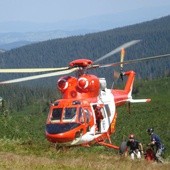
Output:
[
  {"xmin": 96, "ymin": 105, "xmax": 101, "ymax": 110},
  {"xmin": 129, "ymin": 134, "xmax": 135, "ymax": 139}
]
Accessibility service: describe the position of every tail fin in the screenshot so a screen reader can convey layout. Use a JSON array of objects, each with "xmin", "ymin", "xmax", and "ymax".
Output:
[
  {"xmin": 123, "ymin": 70, "xmax": 136, "ymax": 98},
  {"xmin": 124, "ymin": 70, "xmax": 151, "ymax": 103}
]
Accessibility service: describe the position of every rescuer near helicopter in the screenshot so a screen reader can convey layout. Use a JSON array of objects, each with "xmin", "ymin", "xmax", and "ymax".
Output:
[
  {"xmin": 125, "ymin": 134, "xmax": 143, "ymax": 160},
  {"xmin": 147, "ymin": 128, "xmax": 165, "ymax": 163},
  {"xmin": 94, "ymin": 105, "xmax": 104, "ymax": 132}
]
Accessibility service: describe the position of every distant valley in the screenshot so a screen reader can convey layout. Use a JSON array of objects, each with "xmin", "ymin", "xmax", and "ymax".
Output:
[{"xmin": 0, "ymin": 29, "xmax": 94, "ymax": 50}]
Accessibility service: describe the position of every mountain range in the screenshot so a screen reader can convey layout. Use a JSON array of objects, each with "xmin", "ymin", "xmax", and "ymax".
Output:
[{"xmin": 0, "ymin": 5, "xmax": 169, "ymax": 50}]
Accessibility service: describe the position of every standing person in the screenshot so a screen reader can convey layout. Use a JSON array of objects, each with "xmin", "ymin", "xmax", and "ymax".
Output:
[
  {"xmin": 94, "ymin": 105, "xmax": 103, "ymax": 132},
  {"xmin": 125, "ymin": 134, "xmax": 143, "ymax": 160},
  {"xmin": 147, "ymin": 128, "xmax": 164, "ymax": 163}
]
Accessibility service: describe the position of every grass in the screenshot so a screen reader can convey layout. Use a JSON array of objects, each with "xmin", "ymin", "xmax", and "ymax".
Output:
[{"xmin": 0, "ymin": 148, "xmax": 170, "ymax": 170}]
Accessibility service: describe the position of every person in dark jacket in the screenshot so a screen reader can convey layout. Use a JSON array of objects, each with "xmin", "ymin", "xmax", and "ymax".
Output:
[
  {"xmin": 125, "ymin": 134, "xmax": 143, "ymax": 160},
  {"xmin": 94, "ymin": 105, "xmax": 103, "ymax": 132},
  {"xmin": 147, "ymin": 128, "xmax": 164, "ymax": 163}
]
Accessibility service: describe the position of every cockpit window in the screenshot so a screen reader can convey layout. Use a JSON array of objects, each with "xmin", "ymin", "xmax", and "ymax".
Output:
[
  {"xmin": 78, "ymin": 107, "xmax": 84, "ymax": 123},
  {"xmin": 51, "ymin": 107, "xmax": 90, "ymax": 123},
  {"xmin": 78, "ymin": 108, "xmax": 90, "ymax": 123},
  {"xmin": 51, "ymin": 108, "xmax": 62, "ymax": 121},
  {"xmin": 63, "ymin": 107, "xmax": 76, "ymax": 122},
  {"xmin": 84, "ymin": 109, "xmax": 90, "ymax": 123}
]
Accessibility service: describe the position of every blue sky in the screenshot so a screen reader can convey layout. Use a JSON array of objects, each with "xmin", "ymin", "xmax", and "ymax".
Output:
[{"xmin": 0, "ymin": 0, "xmax": 170, "ymax": 23}]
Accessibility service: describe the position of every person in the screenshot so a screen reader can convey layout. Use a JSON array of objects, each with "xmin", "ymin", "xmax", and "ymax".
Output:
[
  {"xmin": 94, "ymin": 105, "xmax": 103, "ymax": 132},
  {"xmin": 125, "ymin": 134, "xmax": 143, "ymax": 160},
  {"xmin": 147, "ymin": 128, "xmax": 164, "ymax": 163}
]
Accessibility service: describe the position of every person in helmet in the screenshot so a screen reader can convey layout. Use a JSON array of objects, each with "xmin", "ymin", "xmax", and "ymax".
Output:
[
  {"xmin": 125, "ymin": 134, "xmax": 143, "ymax": 160},
  {"xmin": 147, "ymin": 128, "xmax": 164, "ymax": 163}
]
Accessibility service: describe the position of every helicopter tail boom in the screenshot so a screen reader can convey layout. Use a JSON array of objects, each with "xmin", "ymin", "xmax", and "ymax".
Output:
[
  {"xmin": 123, "ymin": 71, "xmax": 151, "ymax": 103},
  {"xmin": 112, "ymin": 70, "xmax": 151, "ymax": 106}
]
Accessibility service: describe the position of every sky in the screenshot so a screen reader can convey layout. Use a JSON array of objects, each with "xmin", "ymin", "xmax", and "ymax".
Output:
[{"xmin": 0, "ymin": 0, "xmax": 170, "ymax": 23}]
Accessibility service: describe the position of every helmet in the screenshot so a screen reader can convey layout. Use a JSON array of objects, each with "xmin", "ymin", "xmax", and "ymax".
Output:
[
  {"xmin": 95, "ymin": 105, "xmax": 101, "ymax": 110},
  {"xmin": 147, "ymin": 128, "xmax": 154, "ymax": 134},
  {"xmin": 129, "ymin": 134, "xmax": 135, "ymax": 139}
]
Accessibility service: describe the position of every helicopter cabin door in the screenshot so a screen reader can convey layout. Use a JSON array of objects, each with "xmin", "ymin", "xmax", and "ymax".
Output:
[{"xmin": 100, "ymin": 105, "xmax": 111, "ymax": 133}]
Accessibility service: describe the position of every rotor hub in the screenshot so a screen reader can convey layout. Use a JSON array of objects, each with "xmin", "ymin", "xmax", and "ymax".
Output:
[{"xmin": 69, "ymin": 59, "xmax": 93, "ymax": 68}]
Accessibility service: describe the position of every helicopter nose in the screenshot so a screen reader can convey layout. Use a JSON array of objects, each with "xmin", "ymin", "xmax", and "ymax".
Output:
[{"xmin": 45, "ymin": 123, "xmax": 83, "ymax": 143}]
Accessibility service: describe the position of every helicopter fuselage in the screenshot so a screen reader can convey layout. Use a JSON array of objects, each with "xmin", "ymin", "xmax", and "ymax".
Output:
[
  {"xmin": 45, "ymin": 90, "xmax": 116, "ymax": 146},
  {"xmin": 45, "ymin": 71, "xmax": 135, "ymax": 146}
]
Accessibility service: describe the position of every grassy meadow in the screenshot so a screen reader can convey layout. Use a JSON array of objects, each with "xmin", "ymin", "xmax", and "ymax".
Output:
[{"xmin": 0, "ymin": 77, "xmax": 170, "ymax": 169}]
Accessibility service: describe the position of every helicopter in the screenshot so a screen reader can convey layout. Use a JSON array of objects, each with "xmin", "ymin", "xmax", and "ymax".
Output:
[{"xmin": 0, "ymin": 40, "xmax": 169, "ymax": 150}]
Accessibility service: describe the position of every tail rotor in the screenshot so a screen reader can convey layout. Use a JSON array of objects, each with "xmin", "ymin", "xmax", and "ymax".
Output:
[{"xmin": 113, "ymin": 48, "xmax": 126, "ymax": 82}]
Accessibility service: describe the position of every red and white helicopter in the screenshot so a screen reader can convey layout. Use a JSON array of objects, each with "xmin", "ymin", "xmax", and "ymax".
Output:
[{"xmin": 0, "ymin": 40, "xmax": 169, "ymax": 150}]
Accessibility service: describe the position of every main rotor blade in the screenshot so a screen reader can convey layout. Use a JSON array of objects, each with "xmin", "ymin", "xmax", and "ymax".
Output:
[
  {"xmin": 0, "ymin": 68, "xmax": 78, "ymax": 84},
  {"xmin": 99, "ymin": 53, "xmax": 170, "ymax": 68},
  {"xmin": 93, "ymin": 40, "xmax": 141, "ymax": 64},
  {"xmin": 0, "ymin": 67, "xmax": 69, "ymax": 73}
]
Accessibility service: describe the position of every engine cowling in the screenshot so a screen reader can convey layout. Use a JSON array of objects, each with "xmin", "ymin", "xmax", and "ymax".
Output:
[
  {"xmin": 57, "ymin": 75, "xmax": 100, "ymax": 99},
  {"xmin": 57, "ymin": 76, "xmax": 77, "ymax": 91},
  {"xmin": 77, "ymin": 74, "xmax": 100, "ymax": 94}
]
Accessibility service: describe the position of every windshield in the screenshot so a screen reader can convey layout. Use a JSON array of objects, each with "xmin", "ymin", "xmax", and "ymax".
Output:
[
  {"xmin": 50, "ymin": 106, "xmax": 90, "ymax": 123},
  {"xmin": 63, "ymin": 107, "xmax": 76, "ymax": 122},
  {"xmin": 50, "ymin": 107, "xmax": 77, "ymax": 123},
  {"xmin": 51, "ymin": 108, "xmax": 62, "ymax": 122}
]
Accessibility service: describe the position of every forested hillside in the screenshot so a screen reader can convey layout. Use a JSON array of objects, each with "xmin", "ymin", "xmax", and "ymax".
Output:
[{"xmin": 0, "ymin": 15, "xmax": 170, "ymax": 88}]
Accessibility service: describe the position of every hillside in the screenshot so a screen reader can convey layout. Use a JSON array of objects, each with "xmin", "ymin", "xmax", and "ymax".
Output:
[{"xmin": 0, "ymin": 15, "xmax": 170, "ymax": 88}]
